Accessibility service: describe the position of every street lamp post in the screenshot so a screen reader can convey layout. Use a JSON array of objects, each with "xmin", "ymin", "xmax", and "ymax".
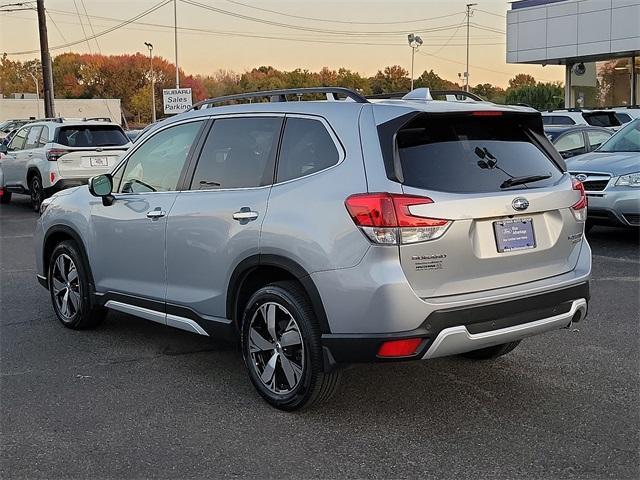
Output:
[
  {"xmin": 144, "ymin": 42, "xmax": 156, "ymax": 123},
  {"xmin": 28, "ymin": 71, "xmax": 40, "ymax": 118},
  {"xmin": 407, "ymin": 33, "xmax": 423, "ymax": 91}
]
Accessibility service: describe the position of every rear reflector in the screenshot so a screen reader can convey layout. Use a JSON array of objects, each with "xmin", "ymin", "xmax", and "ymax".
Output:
[
  {"xmin": 571, "ymin": 178, "xmax": 587, "ymax": 221},
  {"xmin": 345, "ymin": 193, "xmax": 451, "ymax": 245},
  {"xmin": 378, "ymin": 338, "xmax": 422, "ymax": 358},
  {"xmin": 50, "ymin": 172, "xmax": 56, "ymax": 184}
]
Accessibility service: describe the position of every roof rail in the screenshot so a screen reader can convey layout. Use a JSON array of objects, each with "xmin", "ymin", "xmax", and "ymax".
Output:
[
  {"xmin": 366, "ymin": 89, "xmax": 484, "ymax": 102},
  {"xmin": 189, "ymin": 87, "xmax": 369, "ymax": 111}
]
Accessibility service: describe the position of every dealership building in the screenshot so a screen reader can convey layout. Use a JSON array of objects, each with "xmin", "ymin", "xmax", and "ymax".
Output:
[{"xmin": 507, "ymin": 0, "xmax": 640, "ymax": 108}]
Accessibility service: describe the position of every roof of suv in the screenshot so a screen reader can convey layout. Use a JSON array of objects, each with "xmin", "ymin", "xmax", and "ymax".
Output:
[{"xmin": 163, "ymin": 87, "xmax": 537, "ymax": 128}]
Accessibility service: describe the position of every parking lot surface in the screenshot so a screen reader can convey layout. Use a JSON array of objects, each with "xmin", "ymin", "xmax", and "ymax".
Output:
[{"xmin": 1, "ymin": 196, "xmax": 639, "ymax": 479}]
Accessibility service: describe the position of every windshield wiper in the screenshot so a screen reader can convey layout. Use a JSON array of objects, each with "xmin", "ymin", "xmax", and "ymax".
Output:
[{"xmin": 500, "ymin": 174, "xmax": 551, "ymax": 189}]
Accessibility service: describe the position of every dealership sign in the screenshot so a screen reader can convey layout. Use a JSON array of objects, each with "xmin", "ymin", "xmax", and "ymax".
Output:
[{"xmin": 163, "ymin": 88, "xmax": 192, "ymax": 114}]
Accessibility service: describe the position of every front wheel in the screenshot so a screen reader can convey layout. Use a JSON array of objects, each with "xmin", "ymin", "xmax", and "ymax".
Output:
[
  {"xmin": 241, "ymin": 281, "xmax": 341, "ymax": 411},
  {"xmin": 48, "ymin": 240, "xmax": 106, "ymax": 329},
  {"xmin": 461, "ymin": 340, "xmax": 521, "ymax": 360}
]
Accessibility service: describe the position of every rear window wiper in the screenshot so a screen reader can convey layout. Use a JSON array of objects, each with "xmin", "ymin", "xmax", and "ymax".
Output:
[{"xmin": 500, "ymin": 174, "xmax": 551, "ymax": 189}]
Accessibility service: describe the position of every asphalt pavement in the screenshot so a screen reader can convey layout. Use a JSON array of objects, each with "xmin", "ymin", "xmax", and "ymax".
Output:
[{"xmin": 1, "ymin": 195, "xmax": 639, "ymax": 479}]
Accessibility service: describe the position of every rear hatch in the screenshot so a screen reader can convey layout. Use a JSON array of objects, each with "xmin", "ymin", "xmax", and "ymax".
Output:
[
  {"xmin": 53, "ymin": 124, "xmax": 130, "ymax": 178},
  {"xmin": 389, "ymin": 111, "xmax": 585, "ymax": 298}
]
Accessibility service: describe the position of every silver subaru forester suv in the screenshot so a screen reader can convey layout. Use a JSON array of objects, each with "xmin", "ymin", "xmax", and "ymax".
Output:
[{"xmin": 34, "ymin": 87, "xmax": 591, "ymax": 411}]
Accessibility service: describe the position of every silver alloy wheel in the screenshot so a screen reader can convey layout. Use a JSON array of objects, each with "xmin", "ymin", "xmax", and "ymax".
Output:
[
  {"xmin": 51, "ymin": 253, "xmax": 81, "ymax": 320},
  {"xmin": 248, "ymin": 301, "xmax": 305, "ymax": 395},
  {"xmin": 30, "ymin": 176, "xmax": 42, "ymax": 209}
]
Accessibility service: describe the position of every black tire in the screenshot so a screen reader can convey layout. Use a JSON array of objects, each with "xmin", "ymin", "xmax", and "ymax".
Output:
[
  {"xmin": 29, "ymin": 173, "xmax": 44, "ymax": 212},
  {"xmin": 241, "ymin": 280, "xmax": 341, "ymax": 411},
  {"xmin": 461, "ymin": 340, "xmax": 521, "ymax": 360},
  {"xmin": 0, "ymin": 191, "xmax": 11, "ymax": 204},
  {"xmin": 48, "ymin": 240, "xmax": 106, "ymax": 329}
]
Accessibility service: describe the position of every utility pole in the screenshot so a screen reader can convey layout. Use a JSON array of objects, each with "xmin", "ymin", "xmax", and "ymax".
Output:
[
  {"xmin": 36, "ymin": 0, "xmax": 55, "ymax": 117},
  {"xmin": 465, "ymin": 3, "xmax": 477, "ymax": 93},
  {"xmin": 144, "ymin": 42, "xmax": 156, "ymax": 123},
  {"xmin": 174, "ymin": 0, "xmax": 179, "ymax": 88}
]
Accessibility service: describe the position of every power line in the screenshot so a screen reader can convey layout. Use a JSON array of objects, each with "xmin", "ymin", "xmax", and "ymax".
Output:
[
  {"xmin": 180, "ymin": 0, "xmax": 466, "ymax": 37},
  {"xmin": 72, "ymin": 0, "xmax": 92, "ymax": 53},
  {"xmin": 476, "ymin": 8, "xmax": 506, "ymax": 19},
  {"xmin": 80, "ymin": 0, "xmax": 101, "ymax": 53},
  {"xmin": 7, "ymin": 0, "xmax": 173, "ymax": 55},
  {"xmin": 46, "ymin": 10, "xmax": 67, "ymax": 42},
  {"xmin": 224, "ymin": 0, "xmax": 465, "ymax": 25}
]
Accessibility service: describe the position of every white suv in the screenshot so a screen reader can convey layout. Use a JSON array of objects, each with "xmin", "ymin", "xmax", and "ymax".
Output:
[
  {"xmin": 0, "ymin": 118, "xmax": 131, "ymax": 211},
  {"xmin": 541, "ymin": 109, "xmax": 621, "ymax": 129}
]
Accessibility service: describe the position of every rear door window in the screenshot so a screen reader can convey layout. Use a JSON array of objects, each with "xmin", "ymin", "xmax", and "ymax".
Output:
[
  {"xmin": 395, "ymin": 114, "xmax": 563, "ymax": 193},
  {"xmin": 190, "ymin": 117, "xmax": 282, "ymax": 189},
  {"xmin": 554, "ymin": 131, "xmax": 586, "ymax": 157},
  {"xmin": 276, "ymin": 117, "xmax": 340, "ymax": 183},
  {"xmin": 38, "ymin": 126, "xmax": 49, "ymax": 147},
  {"xmin": 586, "ymin": 130, "xmax": 611, "ymax": 150},
  {"xmin": 57, "ymin": 125, "xmax": 129, "ymax": 147},
  {"xmin": 24, "ymin": 126, "xmax": 43, "ymax": 150}
]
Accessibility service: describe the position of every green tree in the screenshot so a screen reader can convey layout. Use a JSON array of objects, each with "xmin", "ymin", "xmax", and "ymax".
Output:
[
  {"xmin": 505, "ymin": 83, "xmax": 564, "ymax": 110},
  {"xmin": 370, "ymin": 65, "xmax": 410, "ymax": 94},
  {"xmin": 414, "ymin": 69, "xmax": 459, "ymax": 91},
  {"xmin": 508, "ymin": 73, "xmax": 536, "ymax": 89}
]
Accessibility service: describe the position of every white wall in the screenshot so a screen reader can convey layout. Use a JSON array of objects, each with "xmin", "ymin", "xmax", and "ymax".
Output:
[
  {"xmin": 507, "ymin": 0, "xmax": 640, "ymax": 64},
  {"xmin": 0, "ymin": 98, "xmax": 122, "ymax": 123}
]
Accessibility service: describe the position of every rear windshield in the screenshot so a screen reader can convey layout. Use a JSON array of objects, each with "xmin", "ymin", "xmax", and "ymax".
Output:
[
  {"xmin": 583, "ymin": 112, "xmax": 620, "ymax": 128},
  {"xmin": 396, "ymin": 114, "xmax": 563, "ymax": 193},
  {"xmin": 542, "ymin": 115, "xmax": 575, "ymax": 125},
  {"xmin": 56, "ymin": 125, "xmax": 129, "ymax": 147}
]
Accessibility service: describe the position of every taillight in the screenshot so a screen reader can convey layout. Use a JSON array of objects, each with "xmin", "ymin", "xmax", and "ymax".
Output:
[
  {"xmin": 46, "ymin": 148, "xmax": 69, "ymax": 161},
  {"xmin": 377, "ymin": 338, "xmax": 423, "ymax": 358},
  {"xmin": 471, "ymin": 111, "xmax": 503, "ymax": 117},
  {"xmin": 571, "ymin": 178, "xmax": 587, "ymax": 222},
  {"xmin": 345, "ymin": 193, "xmax": 451, "ymax": 245}
]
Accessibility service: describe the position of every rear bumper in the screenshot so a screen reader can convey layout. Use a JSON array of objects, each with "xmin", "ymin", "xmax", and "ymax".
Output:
[{"xmin": 321, "ymin": 281, "xmax": 589, "ymax": 364}]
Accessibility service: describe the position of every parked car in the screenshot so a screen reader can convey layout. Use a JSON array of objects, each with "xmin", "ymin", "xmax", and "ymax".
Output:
[
  {"xmin": 545, "ymin": 125, "xmax": 613, "ymax": 158},
  {"xmin": 542, "ymin": 109, "xmax": 621, "ymax": 129},
  {"xmin": 35, "ymin": 87, "xmax": 591, "ymax": 411},
  {"xmin": 0, "ymin": 118, "xmax": 131, "ymax": 211},
  {"xmin": 604, "ymin": 107, "xmax": 640, "ymax": 126},
  {"xmin": 0, "ymin": 119, "xmax": 35, "ymax": 140},
  {"xmin": 566, "ymin": 118, "xmax": 640, "ymax": 229},
  {"xmin": 125, "ymin": 129, "xmax": 143, "ymax": 142}
]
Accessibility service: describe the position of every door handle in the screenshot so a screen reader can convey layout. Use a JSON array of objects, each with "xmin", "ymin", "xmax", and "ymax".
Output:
[
  {"xmin": 146, "ymin": 209, "xmax": 166, "ymax": 219},
  {"xmin": 232, "ymin": 209, "xmax": 259, "ymax": 221}
]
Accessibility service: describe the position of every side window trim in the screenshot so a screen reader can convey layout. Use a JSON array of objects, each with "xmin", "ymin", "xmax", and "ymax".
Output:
[
  {"xmin": 273, "ymin": 113, "xmax": 346, "ymax": 186},
  {"xmin": 111, "ymin": 118, "xmax": 207, "ymax": 195}
]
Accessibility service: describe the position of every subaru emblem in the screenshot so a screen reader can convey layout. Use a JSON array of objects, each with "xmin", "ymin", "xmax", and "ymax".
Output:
[
  {"xmin": 512, "ymin": 197, "xmax": 529, "ymax": 211},
  {"xmin": 575, "ymin": 174, "xmax": 588, "ymax": 182}
]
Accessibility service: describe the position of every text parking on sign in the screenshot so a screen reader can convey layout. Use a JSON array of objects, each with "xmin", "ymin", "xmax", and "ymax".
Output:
[{"xmin": 163, "ymin": 88, "xmax": 193, "ymax": 114}]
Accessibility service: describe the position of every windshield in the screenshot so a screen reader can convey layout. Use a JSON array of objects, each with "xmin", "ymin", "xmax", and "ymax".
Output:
[{"xmin": 597, "ymin": 120, "xmax": 640, "ymax": 153}]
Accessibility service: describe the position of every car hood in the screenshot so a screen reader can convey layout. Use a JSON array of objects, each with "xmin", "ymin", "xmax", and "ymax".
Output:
[{"xmin": 566, "ymin": 151, "xmax": 640, "ymax": 175}]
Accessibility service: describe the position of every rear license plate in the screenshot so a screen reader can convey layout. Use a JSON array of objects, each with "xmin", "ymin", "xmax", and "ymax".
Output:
[
  {"xmin": 89, "ymin": 156, "xmax": 108, "ymax": 167},
  {"xmin": 494, "ymin": 218, "xmax": 536, "ymax": 253}
]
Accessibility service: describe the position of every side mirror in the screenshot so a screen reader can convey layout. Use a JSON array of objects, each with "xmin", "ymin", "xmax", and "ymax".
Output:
[
  {"xmin": 0, "ymin": 144, "xmax": 7, "ymax": 154},
  {"xmin": 88, "ymin": 174, "xmax": 114, "ymax": 206}
]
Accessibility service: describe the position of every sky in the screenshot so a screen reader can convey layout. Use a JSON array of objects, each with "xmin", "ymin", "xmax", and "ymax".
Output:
[{"xmin": 0, "ymin": 0, "xmax": 565, "ymax": 88}]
